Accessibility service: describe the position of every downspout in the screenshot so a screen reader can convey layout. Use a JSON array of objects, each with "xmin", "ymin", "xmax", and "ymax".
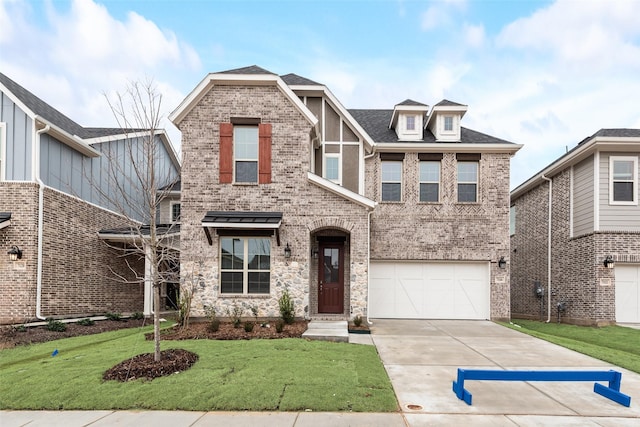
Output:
[
  {"xmin": 541, "ymin": 174, "xmax": 552, "ymax": 323},
  {"xmin": 34, "ymin": 124, "xmax": 50, "ymax": 320},
  {"xmin": 363, "ymin": 147, "xmax": 376, "ymax": 325}
]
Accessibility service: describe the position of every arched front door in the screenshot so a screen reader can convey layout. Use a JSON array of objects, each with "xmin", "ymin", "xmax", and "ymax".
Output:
[{"xmin": 318, "ymin": 242, "xmax": 344, "ymax": 313}]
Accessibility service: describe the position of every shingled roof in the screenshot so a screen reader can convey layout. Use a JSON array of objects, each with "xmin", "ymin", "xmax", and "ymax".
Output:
[
  {"xmin": 280, "ymin": 73, "xmax": 322, "ymax": 86},
  {"xmin": 0, "ymin": 73, "xmax": 146, "ymax": 140}
]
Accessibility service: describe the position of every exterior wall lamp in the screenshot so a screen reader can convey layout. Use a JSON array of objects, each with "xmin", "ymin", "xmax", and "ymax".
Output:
[
  {"xmin": 498, "ymin": 256, "xmax": 506, "ymax": 269},
  {"xmin": 8, "ymin": 245, "xmax": 22, "ymax": 261},
  {"xmin": 603, "ymin": 255, "xmax": 614, "ymax": 269},
  {"xmin": 284, "ymin": 243, "xmax": 291, "ymax": 259}
]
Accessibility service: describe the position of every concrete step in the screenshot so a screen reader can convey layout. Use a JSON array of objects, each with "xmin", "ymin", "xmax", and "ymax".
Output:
[{"xmin": 302, "ymin": 320, "xmax": 349, "ymax": 343}]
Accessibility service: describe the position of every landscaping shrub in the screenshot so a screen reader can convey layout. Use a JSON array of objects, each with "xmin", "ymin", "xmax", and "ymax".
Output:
[
  {"xmin": 278, "ymin": 289, "xmax": 295, "ymax": 324},
  {"xmin": 275, "ymin": 319, "xmax": 285, "ymax": 333},
  {"xmin": 131, "ymin": 312, "xmax": 144, "ymax": 320},
  {"xmin": 78, "ymin": 318, "xmax": 95, "ymax": 326},
  {"xmin": 244, "ymin": 321, "xmax": 254, "ymax": 332},
  {"xmin": 105, "ymin": 312, "xmax": 122, "ymax": 321},
  {"xmin": 353, "ymin": 315, "xmax": 363, "ymax": 327},
  {"xmin": 46, "ymin": 319, "xmax": 66, "ymax": 332}
]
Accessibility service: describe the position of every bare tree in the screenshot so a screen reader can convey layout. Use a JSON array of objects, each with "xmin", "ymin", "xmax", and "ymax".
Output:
[{"xmin": 95, "ymin": 78, "xmax": 180, "ymax": 362}]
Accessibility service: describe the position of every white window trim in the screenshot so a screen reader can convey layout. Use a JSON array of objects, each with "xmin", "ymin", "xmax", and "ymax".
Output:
[
  {"xmin": 233, "ymin": 126, "xmax": 259, "ymax": 184},
  {"xmin": 419, "ymin": 160, "xmax": 440, "ymax": 203},
  {"xmin": 457, "ymin": 161, "xmax": 479, "ymax": 203},
  {"xmin": 219, "ymin": 236, "xmax": 271, "ymax": 295},
  {"xmin": 442, "ymin": 115, "xmax": 455, "ymax": 134},
  {"xmin": 323, "ymin": 152, "xmax": 341, "ymax": 184},
  {"xmin": 170, "ymin": 201, "xmax": 181, "ymax": 223},
  {"xmin": 0, "ymin": 122, "xmax": 5, "ymax": 181},
  {"xmin": 609, "ymin": 155, "xmax": 638, "ymax": 206},
  {"xmin": 381, "ymin": 160, "xmax": 403, "ymax": 202}
]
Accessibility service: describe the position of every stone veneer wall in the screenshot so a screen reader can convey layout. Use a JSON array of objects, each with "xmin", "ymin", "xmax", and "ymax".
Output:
[
  {"xmin": 510, "ymin": 169, "xmax": 639, "ymax": 325},
  {"xmin": 178, "ymin": 84, "xmax": 370, "ymax": 321},
  {"xmin": 0, "ymin": 183, "xmax": 40, "ymax": 324},
  {"xmin": 365, "ymin": 151, "xmax": 513, "ymax": 320},
  {"xmin": 39, "ymin": 187, "xmax": 145, "ymax": 319}
]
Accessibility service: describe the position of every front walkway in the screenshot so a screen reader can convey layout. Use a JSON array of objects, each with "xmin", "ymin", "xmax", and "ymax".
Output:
[{"xmin": 371, "ymin": 319, "xmax": 640, "ymax": 425}]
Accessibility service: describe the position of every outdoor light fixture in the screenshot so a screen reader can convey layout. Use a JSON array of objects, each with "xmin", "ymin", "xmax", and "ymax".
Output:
[
  {"xmin": 498, "ymin": 256, "xmax": 506, "ymax": 269},
  {"xmin": 8, "ymin": 245, "xmax": 22, "ymax": 261},
  {"xmin": 284, "ymin": 243, "xmax": 291, "ymax": 259},
  {"xmin": 603, "ymin": 255, "xmax": 614, "ymax": 269}
]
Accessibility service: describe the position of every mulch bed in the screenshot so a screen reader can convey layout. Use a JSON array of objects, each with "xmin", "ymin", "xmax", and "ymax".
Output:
[
  {"xmin": 103, "ymin": 348, "xmax": 199, "ymax": 382},
  {"xmin": 149, "ymin": 320, "xmax": 308, "ymax": 341}
]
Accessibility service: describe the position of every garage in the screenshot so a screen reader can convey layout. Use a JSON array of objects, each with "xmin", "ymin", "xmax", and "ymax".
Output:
[
  {"xmin": 616, "ymin": 264, "xmax": 640, "ymax": 323},
  {"xmin": 369, "ymin": 261, "xmax": 490, "ymax": 319}
]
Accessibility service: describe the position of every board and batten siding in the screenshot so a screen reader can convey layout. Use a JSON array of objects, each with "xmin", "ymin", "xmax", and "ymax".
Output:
[
  {"xmin": 40, "ymin": 133, "xmax": 179, "ymax": 222},
  {"xmin": 599, "ymin": 152, "xmax": 640, "ymax": 231},
  {"xmin": 0, "ymin": 90, "xmax": 33, "ymax": 181},
  {"xmin": 572, "ymin": 155, "xmax": 594, "ymax": 236}
]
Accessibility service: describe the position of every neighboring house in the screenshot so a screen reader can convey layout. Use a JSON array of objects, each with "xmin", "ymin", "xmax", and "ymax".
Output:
[
  {"xmin": 0, "ymin": 73, "xmax": 180, "ymax": 324},
  {"xmin": 170, "ymin": 65, "xmax": 521, "ymax": 322},
  {"xmin": 510, "ymin": 129, "xmax": 640, "ymax": 326}
]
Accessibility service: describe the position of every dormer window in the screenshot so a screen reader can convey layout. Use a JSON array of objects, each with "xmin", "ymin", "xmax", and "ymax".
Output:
[
  {"xmin": 406, "ymin": 115, "xmax": 416, "ymax": 131},
  {"xmin": 444, "ymin": 116, "xmax": 454, "ymax": 132}
]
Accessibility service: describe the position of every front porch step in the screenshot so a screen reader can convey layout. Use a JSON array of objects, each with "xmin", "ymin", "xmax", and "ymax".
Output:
[{"xmin": 302, "ymin": 320, "xmax": 349, "ymax": 343}]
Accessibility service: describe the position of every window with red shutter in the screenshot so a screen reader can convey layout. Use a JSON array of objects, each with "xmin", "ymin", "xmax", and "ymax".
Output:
[
  {"xmin": 258, "ymin": 123, "xmax": 272, "ymax": 184},
  {"xmin": 219, "ymin": 123, "xmax": 233, "ymax": 183}
]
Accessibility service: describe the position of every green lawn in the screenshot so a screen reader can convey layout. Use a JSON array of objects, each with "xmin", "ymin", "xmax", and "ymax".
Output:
[
  {"xmin": 503, "ymin": 320, "xmax": 640, "ymax": 374},
  {"xmin": 0, "ymin": 325, "xmax": 397, "ymax": 412}
]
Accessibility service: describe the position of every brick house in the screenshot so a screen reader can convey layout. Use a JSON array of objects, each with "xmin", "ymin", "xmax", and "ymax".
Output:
[
  {"xmin": 0, "ymin": 73, "xmax": 180, "ymax": 324},
  {"xmin": 170, "ymin": 66, "xmax": 521, "ymax": 322},
  {"xmin": 510, "ymin": 129, "xmax": 640, "ymax": 326}
]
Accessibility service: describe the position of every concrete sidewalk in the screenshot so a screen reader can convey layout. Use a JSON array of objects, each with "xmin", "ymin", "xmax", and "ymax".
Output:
[{"xmin": 2, "ymin": 320, "xmax": 640, "ymax": 426}]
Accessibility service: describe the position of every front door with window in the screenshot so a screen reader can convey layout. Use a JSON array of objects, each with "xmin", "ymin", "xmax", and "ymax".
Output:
[{"xmin": 318, "ymin": 243, "xmax": 344, "ymax": 313}]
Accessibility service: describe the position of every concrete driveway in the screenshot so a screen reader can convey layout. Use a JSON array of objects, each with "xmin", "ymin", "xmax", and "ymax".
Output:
[{"xmin": 370, "ymin": 319, "xmax": 640, "ymax": 426}]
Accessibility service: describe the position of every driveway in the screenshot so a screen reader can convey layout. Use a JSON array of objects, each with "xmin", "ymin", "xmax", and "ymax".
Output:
[{"xmin": 370, "ymin": 319, "xmax": 640, "ymax": 426}]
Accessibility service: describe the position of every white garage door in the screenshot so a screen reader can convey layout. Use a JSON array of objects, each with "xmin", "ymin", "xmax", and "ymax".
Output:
[
  {"xmin": 369, "ymin": 262, "xmax": 490, "ymax": 319},
  {"xmin": 616, "ymin": 264, "xmax": 640, "ymax": 323}
]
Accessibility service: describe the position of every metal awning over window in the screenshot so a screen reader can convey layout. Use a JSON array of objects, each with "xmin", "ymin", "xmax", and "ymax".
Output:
[
  {"xmin": 0, "ymin": 212, "xmax": 11, "ymax": 230},
  {"xmin": 201, "ymin": 211, "xmax": 283, "ymax": 245}
]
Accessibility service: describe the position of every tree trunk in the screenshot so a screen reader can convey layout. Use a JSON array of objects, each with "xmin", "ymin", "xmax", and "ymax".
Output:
[{"xmin": 154, "ymin": 283, "xmax": 161, "ymax": 362}]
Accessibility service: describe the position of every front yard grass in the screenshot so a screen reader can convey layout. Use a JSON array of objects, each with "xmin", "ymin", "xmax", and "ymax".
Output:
[
  {"xmin": 0, "ymin": 325, "xmax": 397, "ymax": 411},
  {"xmin": 504, "ymin": 320, "xmax": 640, "ymax": 374}
]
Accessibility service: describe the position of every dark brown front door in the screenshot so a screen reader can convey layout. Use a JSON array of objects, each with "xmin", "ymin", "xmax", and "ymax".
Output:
[{"xmin": 318, "ymin": 243, "xmax": 344, "ymax": 313}]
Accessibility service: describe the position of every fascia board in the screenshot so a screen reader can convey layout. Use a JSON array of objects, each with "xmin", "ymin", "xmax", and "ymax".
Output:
[
  {"xmin": 0, "ymin": 81, "xmax": 37, "ymax": 120},
  {"xmin": 35, "ymin": 117, "xmax": 101, "ymax": 157},
  {"xmin": 376, "ymin": 142, "xmax": 523, "ymax": 154},
  {"xmin": 201, "ymin": 221, "xmax": 282, "ymax": 229},
  {"xmin": 511, "ymin": 137, "xmax": 640, "ymax": 200},
  {"xmin": 320, "ymin": 87, "xmax": 375, "ymax": 150},
  {"xmin": 307, "ymin": 172, "xmax": 376, "ymax": 209},
  {"xmin": 274, "ymin": 79, "xmax": 319, "ymax": 127}
]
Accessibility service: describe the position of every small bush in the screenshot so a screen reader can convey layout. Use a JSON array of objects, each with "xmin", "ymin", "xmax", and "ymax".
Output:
[
  {"xmin": 275, "ymin": 319, "xmax": 285, "ymax": 333},
  {"xmin": 14, "ymin": 325, "xmax": 27, "ymax": 333},
  {"xmin": 105, "ymin": 312, "xmax": 122, "ymax": 321},
  {"xmin": 46, "ymin": 319, "xmax": 67, "ymax": 332},
  {"xmin": 244, "ymin": 321, "xmax": 254, "ymax": 332},
  {"xmin": 225, "ymin": 302, "xmax": 243, "ymax": 328},
  {"xmin": 353, "ymin": 315, "xmax": 363, "ymax": 327},
  {"xmin": 78, "ymin": 318, "xmax": 95, "ymax": 326},
  {"xmin": 207, "ymin": 318, "xmax": 220, "ymax": 332},
  {"xmin": 278, "ymin": 289, "xmax": 295, "ymax": 324},
  {"xmin": 131, "ymin": 312, "xmax": 144, "ymax": 320}
]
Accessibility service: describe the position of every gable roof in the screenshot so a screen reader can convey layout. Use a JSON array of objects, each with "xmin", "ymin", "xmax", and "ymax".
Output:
[
  {"xmin": 396, "ymin": 99, "xmax": 428, "ymax": 107},
  {"xmin": 219, "ymin": 65, "xmax": 276, "ymax": 75},
  {"xmin": 511, "ymin": 128, "xmax": 640, "ymax": 199},
  {"xmin": 280, "ymin": 73, "xmax": 322, "ymax": 86},
  {"xmin": 0, "ymin": 73, "xmax": 180, "ymax": 166},
  {"xmin": 434, "ymin": 99, "xmax": 467, "ymax": 107}
]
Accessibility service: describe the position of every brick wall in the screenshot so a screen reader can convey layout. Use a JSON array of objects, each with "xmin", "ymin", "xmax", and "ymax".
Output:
[
  {"xmin": 510, "ymin": 169, "xmax": 639, "ymax": 325},
  {"xmin": 178, "ymin": 84, "xmax": 370, "ymax": 320},
  {"xmin": 0, "ymin": 182, "xmax": 145, "ymax": 324},
  {"xmin": 0, "ymin": 183, "xmax": 39, "ymax": 324},
  {"xmin": 366, "ymin": 152, "xmax": 513, "ymax": 320}
]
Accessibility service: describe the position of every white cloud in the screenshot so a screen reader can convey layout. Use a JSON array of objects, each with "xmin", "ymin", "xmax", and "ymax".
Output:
[{"xmin": 463, "ymin": 23, "xmax": 485, "ymax": 48}]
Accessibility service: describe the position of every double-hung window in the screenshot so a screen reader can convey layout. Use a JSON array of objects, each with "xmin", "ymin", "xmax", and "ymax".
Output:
[
  {"xmin": 234, "ymin": 126, "xmax": 259, "ymax": 183},
  {"xmin": 444, "ymin": 116, "xmax": 454, "ymax": 132},
  {"xmin": 610, "ymin": 156, "xmax": 638, "ymax": 204},
  {"xmin": 170, "ymin": 202, "xmax": 181, "ymax": 223},
  {"xmin": 419, "ymin": 153, "xmax": 442, "ymax": 202},
  {"xmin": 457, "ymin": 155, "xmax": 480, "ymax": 202},
  {"xmin": 381, "ymin": 160, "xmax": 402, "ymax": 201},
  {"xmin": 406, "ymin": 115, "xmax": 416, "ymax": 131},
  {"xmin": 220, "ymin": 237, "xmax": 271, "ymax": 294}
]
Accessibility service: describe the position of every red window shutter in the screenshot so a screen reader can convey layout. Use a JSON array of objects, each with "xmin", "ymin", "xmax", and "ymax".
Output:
[
  {"xmin": 258, "ymin": 123, "xmax": 272, "ymax": 184},
  {"xmin": 219, "ymin": 123, "xmax": 233, "ymax": 183}
]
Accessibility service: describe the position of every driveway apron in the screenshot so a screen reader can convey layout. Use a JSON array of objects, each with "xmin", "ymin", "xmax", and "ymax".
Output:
[{"xmin": 370, "ymin": 319, "xmax": 640, "ymax": 426}]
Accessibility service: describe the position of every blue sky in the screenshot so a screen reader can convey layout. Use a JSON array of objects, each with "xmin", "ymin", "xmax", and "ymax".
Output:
[{"xmin": 2, "ymin": 0, "xmax": 640, "ymax": 188}]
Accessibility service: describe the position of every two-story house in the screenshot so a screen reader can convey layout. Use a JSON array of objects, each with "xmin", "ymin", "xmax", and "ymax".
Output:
[
  {"xmin": 170, "ymin": 66, "xmax": 521, "ymax": 323},
  {"xmin": 0, "ymin": 73, "xmax": 180, "ymax": 324},
  {"xmin": 510, "ymin": 129, "xmax": 640, "ymax": 326}
]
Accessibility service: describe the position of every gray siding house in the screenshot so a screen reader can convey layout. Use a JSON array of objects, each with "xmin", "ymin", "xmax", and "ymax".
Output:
[
  {"xmin": 0, "ymin": 73, "xmax": 180, "ymax": 324},
  {"xmin": 510, "ymin": 129, "xmax": 640, "ymax": 325},
  {"xmin": 171, "ymin": 66, "xmax": 521, "ymax": 323}
]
